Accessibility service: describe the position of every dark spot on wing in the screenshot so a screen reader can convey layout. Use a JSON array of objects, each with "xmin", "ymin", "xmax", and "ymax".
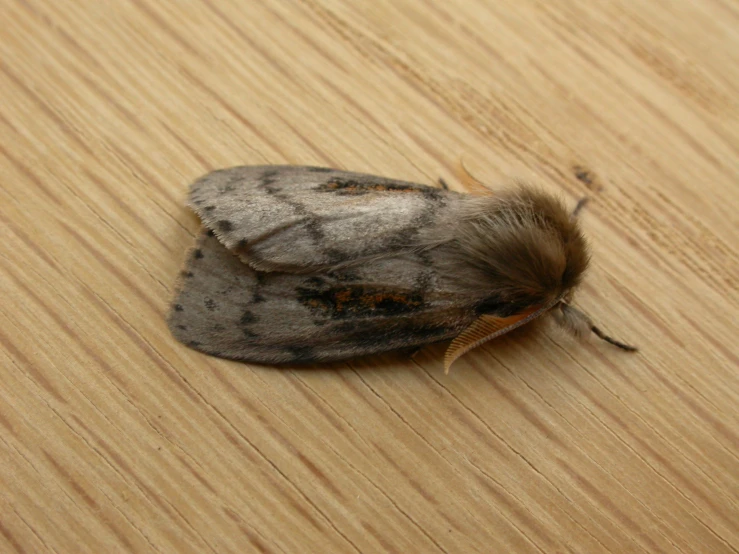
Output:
[
  {"xmin": 193, "ymin": 249, "xmax": 204, "ymax": 259},
  {"xmin": 174, "ymin": 304, "xmax": 184, "ymax": 311},
  {"xmin": 318, "ymin": 179, "xmax": 437, "ymax": 196},
  {"xmin": 307, "ymin": 167, "xmax": 334, "ymax": 172},
  {"xmin": 304, "ymin": 218, "xmax": 325, "ymax": 241},
  {"xmin": 217, "ymin": 220, "xmax": 234, "ymax": 232},
  {"xmin": 286, "ymin": 345, "xmax": 316, "ymax": 362},
  {"xmin": 264, "ymin": 186, "xmax": 325, "ymax": 242},
  {"xmin": 297, "ymin": 285, "xmax": 424, "ymax": 319},
  {"xmin": 206, "ymin": 229, "xmax": 216, "ymax": 237},
  {"xmin": 240, "ymin": 311, "xmax": 258, "ymax": 325},
  {"xmin": 176, "ymin": 324, "xmax": 187, "ymax": 330},
  {"xmin": 417, "ymin": 250, "xmax": 434, "ymax": 267},
  {"xmin": 203, "ymin": 205, "xmax": 215, "ymax": 211},
  {"xmin": 323, "ymin": 247, "xmax": 345, "ymax": 264},
  {"xmin": 252, "ymin": 272, "xmax": 267, "ymax": 303},
  {"xmin": 303, "ymin": 276, "xmax": 325, "ymax": 287},
  {"xmin": 283, "ymin": 201, "xmax": 324, "ymax": 240},
  {"xmin": 181, "ymin": 270, "xmax": 194, "ymax": 278},
  {"xmin": 260, "ymin": 169, "xmax": 280, "ymax": 187},
  {"xmin": 205, "ymin": 298, "xmax": 217, "ymax": 310},
  {"xmin": 188, "ymin": 340, "xmax": 201, "ymax": 347}
]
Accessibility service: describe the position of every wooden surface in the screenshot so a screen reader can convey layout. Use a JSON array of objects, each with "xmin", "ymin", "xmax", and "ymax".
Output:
[{"xmin": 1, "ymin": 1, "xmax": 738, "ymax": 552}]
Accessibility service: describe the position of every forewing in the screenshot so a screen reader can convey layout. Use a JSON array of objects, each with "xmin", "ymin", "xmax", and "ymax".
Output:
[
  {"xmin": 188, "ymin": 165, "xmax": 452, "ymax": 272},
  {"xmin": 168, "ymin": 231, "xmax": 475, "ymax": 364}
]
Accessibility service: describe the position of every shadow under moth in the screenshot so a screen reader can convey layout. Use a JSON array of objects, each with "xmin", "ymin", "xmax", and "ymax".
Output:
[{"xmin": 168, "ymin": 165, "xmax": 636, "ymax": 373}]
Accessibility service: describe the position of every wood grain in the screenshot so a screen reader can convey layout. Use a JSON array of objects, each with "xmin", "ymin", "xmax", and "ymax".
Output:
[{"xmin": 1, "ymin": 0, "xmax": 738, "ymax": 552}]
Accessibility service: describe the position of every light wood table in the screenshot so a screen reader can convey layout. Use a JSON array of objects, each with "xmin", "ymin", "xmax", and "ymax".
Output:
[{"xmin": 2, "ymin": 1, "xmax": 737, "ymax": 552}]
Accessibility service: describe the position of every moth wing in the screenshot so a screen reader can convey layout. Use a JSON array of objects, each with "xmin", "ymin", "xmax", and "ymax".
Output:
[
  {"xmin": 188, "ymin": 165, "xmax": 452, "ymax": 272},
  {"xmin": 168, "ymin": 231, "xmax": 476, "ymax": 364}
]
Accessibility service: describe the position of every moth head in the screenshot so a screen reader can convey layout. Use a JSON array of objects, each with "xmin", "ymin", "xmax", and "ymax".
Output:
[
  {"xmin": 441, "ymin": 185, "xmax": 636, "ymax": 372},
  {"xmin": 456, "ymin": 185, "xmax": 590, "ymax": 314}
]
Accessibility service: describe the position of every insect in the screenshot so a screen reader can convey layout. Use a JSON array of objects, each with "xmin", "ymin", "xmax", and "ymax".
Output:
[{"xmin": 168, "ymin": 165, "xmax": 636, "ymax": 373}]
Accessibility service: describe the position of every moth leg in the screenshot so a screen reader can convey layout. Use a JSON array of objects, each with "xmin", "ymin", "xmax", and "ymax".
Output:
[
  {"xmin": 571, "ymin": 196, "xmax": 589, "ymax": 220},
  {"xmin": 438, "ymin": 177, "xmax": 450, "ymax": 190}
]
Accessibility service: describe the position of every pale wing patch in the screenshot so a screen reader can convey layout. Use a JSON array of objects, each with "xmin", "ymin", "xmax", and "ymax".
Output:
[{"xmin": 187, "ymin": 166, "xmax": 457, "ymax": 272}]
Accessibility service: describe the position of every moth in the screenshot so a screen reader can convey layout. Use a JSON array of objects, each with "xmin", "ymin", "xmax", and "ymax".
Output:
[{"xmin": 168, "ymin": 165, "xmax": 636, "ymax": 373}]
